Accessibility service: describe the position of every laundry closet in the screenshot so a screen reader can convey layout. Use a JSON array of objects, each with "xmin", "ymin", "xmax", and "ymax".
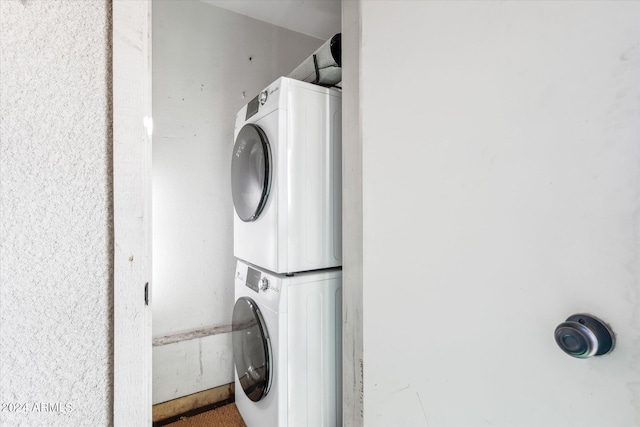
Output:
[{"xmin": 151, "ymin": 0, "xmax": 341, "ymax": 421}]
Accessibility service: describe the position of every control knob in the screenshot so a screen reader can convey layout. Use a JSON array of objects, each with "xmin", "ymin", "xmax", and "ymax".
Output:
[{"xmin": 259, "ymin": 90, "xmax": 268, "ymax": 105}]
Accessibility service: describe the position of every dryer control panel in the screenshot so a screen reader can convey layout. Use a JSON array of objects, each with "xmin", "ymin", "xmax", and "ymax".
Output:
[
  {"xmin": 244, "ymin": 82, "xmax": 281, "ymax": 121},
  {"xmin": 245, "ymin": 95, "xmax": 259, "ymax": 120}
]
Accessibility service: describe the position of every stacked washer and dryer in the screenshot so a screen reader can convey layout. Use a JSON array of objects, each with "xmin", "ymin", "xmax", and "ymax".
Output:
[{"xmin": 230, "ymin": 76, "xmax": 343, "ymax": 427}]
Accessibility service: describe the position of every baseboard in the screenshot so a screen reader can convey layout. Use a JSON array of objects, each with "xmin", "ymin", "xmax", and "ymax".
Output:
[{"xmin": 152, "ymin": 382, "xmax": 235, "ymax": 423}]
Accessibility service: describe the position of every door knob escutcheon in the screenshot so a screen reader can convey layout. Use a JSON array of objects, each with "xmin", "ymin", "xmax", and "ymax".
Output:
[{"xmin": 554, "ymin": 314, "xmax": 615, "ymax": 358}]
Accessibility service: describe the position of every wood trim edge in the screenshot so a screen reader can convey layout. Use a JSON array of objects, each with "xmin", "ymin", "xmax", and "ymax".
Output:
[{"xmin": 152, "ymin": 324, "xmax": 232, "ymax": 347}]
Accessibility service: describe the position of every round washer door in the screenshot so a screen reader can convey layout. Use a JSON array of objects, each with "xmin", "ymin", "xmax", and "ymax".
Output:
[
  {"xmin": 232, "ymin": 296, "xmax": 272, "ymax": 402},
  {"xmin": 231, "ymin": 124, "xmax": 272, "ymax": 222}
]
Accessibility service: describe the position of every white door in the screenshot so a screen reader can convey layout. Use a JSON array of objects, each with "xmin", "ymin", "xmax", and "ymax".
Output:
[{"xmin": 344, "ymin": 1, "xmax": 640, "ymax": 426}]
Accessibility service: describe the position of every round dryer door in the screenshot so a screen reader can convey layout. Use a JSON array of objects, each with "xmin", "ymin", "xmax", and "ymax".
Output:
[
  {"xmin": 232, "ymin": 296, "xmax": 272, "ymax": 402},
  {"xmin": 231, "ymin": 124, "xmax": 272, "ymax": 222}
]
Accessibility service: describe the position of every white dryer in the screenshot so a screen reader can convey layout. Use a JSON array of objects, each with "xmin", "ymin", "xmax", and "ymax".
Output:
[
  {"xmin": 232, "ymin": 260, "xmax": 342, "ymax": 427},
  {"xmin": 231, "ymin": 77, "xmax": 342, "ymax": 274}
]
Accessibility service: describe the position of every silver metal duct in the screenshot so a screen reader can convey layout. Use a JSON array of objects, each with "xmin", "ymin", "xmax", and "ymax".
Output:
[{"xmin": 288, "ymin": 34, "xmax": 341, "ymax": 87}]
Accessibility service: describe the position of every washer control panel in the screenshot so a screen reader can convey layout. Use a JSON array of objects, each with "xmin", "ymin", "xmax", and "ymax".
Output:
[
  {"xmin": 245, "ymin": 266, "xmax": 261, "ymax": 293},
  {"xmin": 239, "ymin": 265, "xmax": 278, "ymax": 294}
]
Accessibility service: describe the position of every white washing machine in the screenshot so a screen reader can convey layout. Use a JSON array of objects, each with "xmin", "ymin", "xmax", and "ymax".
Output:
[
  {"xmin": 232, "ymin": 260, "xmax": 342, "ymax": 427},
  {"xmin": 231, "ymin": 77, "xmax": 342, "ymax": 274}
]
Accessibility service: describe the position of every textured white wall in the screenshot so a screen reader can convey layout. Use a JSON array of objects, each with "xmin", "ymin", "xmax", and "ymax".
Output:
[
  {"xmin": 152, "ymin": 0, "xmax": 323, "ymax": 404},
  {"xmin": 0, "ymin": 1, "xmax": 112, "ymax": 426}
]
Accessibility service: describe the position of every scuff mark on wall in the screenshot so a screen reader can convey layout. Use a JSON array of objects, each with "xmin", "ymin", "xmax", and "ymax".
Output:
[
  {"xmin": 392, "ymin": 383, "xmax": 410, "ymax": 394},
  {"xmin": 359, "ymin": 358, "xmax": 364, "ymax": 419},
  {"xmin": 198, "ymin": 339, "xmax": 203, "ymax": 377},
  {"xmin": 416, "ymin": 392, "xmax": 429, "ymax": 426},
  {"xmin": 620, "ymin": 42, "xmax": 638, "ymax": 61}
]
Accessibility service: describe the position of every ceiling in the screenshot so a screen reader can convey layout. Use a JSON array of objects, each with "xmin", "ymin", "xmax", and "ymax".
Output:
[{"xmin": 201, "ymin": 0, "xmax": 341, "ymax": 41}]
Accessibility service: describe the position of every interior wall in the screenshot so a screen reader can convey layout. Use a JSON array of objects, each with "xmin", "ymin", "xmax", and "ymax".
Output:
[
  {"xmin": 0, "ymin": 1, "xmax": 113, "ymax": 425},
  {"xmin": 152, "ymin": 0, "xmax": 323, "ymax": 404},
  {"xmin": 347, "ymin": 1, "xmax": 640, "ymax": 426}
]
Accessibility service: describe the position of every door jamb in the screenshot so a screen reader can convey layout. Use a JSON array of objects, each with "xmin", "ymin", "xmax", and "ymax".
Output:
[{"xmin": 112, "ymin": 0, "xmax": 152, "ymax": 425}]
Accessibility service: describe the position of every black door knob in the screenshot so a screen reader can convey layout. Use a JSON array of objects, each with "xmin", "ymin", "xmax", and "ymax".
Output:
[{"xmin": 554, "ymin": 314, "xmax": 615, "ymax": 358}]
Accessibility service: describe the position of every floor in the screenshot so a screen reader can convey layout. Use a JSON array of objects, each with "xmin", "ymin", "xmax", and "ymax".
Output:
[{"xmin": 161, "ymin": 402, "xmax": 246, "ymax": 427}]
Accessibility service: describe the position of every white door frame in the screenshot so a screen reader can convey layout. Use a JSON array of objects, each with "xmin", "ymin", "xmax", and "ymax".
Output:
[
  {"xmin": 112, "ymin": 0, "xmax": 152, "ymax": 425},
  {"xmin": 110, "ymin": 3, "xmax": 363, "ymax": 426}
]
